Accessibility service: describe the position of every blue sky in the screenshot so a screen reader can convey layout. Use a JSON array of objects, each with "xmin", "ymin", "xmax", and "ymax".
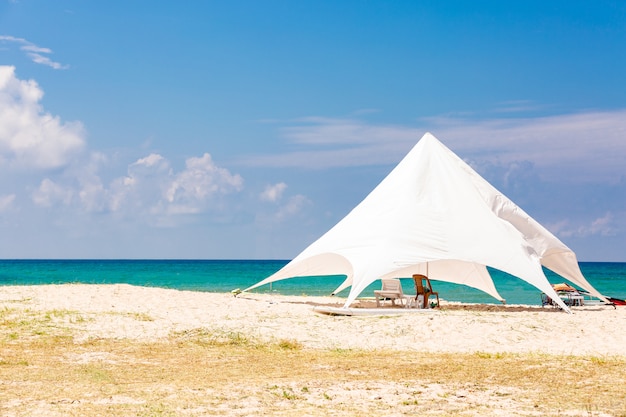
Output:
[{"xmin": 1, "ymin": 1, "xmax": 625, "ymax": 261}]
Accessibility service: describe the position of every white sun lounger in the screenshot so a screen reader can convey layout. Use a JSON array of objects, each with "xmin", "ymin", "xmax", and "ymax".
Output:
[{"xmin": 374, "ymin": 278, "xmax": 415, "ymax": 308}]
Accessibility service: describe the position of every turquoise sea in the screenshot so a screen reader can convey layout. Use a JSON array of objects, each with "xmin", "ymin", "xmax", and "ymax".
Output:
[{"xmin": 0, "ymin": 260, "xmax": 624, "ymax": 306}]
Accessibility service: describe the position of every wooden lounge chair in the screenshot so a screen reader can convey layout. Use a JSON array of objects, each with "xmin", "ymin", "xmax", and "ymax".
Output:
[
  {"xmin": 374, "ymin": 278, "xmax": 414, "ymax": 308},
  {"xmin": 412, "ymin": 274, "xmax": 440, "ymax": 308}
]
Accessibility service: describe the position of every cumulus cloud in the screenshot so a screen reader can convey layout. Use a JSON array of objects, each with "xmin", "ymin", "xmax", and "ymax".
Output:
[
  {"xmin": 0, "ymin": 66, "xmax": 85, "ymax": 169},
  {"xmin": 260, "ymin": 182, "xmax": 287, "ymax": 202},
  {"xmin": 0, "ymin": 36, "xmax": 69, "ymax": 70},
  {"xmin": 28, "ymin": 149, "xmax": 245, "ymax": 226},
  {"xmin": 73, "ymin": 152, "xmax": 109, "ymax": 213},
  {"xmin": 106, "ymin": 153, "xmax": 173, "ymax": 215},
  {"xmin": 0, "ymin": 67, "xmax": 246, "ymax": 227},
  {"xmin": 62, "ymin": 152, "xmax": 242, "ymax": 223},
  {"xmin": 255, "ymin": 192, "xmax": 310, "ymax": 227},
  {"xmin": 32, "ymin": 178, "xmax": 74, "ymax": 207},
  {"xmin": 274, "ymin": 194, "xmax": 309, "ymax": 221},
  {"xmin": 164, "ymin": 153, "xmax": 244, "ymax": 215},
  {"xmin": 254, "ymin": 181, "xmax": 311, "ymax": 226}
]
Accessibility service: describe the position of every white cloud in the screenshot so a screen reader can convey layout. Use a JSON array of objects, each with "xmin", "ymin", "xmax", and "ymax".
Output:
[
  {"xmin": 32, "ymin": 178, "xmax": 74, "ymax": 207},
  {"xmin": 164, "ymin": 153, "xmax": 244, "ymax": 215},
  {"xmin": 0, "ymin": 65, "xmax": 246, "ymax": 227},
  {"xmin": 0, "ymin": 68, "xmax": 246, "ymax": 224},
  {"xmin": 0, "ymin": 194, "xmax": 16, "ymax": 212},
  {"xmin": 0, "ymin": 66, "xmax": 85, "ymax": 169},
  {"xmin": 106, "ymin": 154, "xmax": 171, "ymax": 216},
  {"xmin": 274, "ymin": 194, "xmax": 309, "ymax": 221},
  {"xmin": 0, "ymin": 36, "xmax": 69, "ymax": 70},
  {"xmin": 256, "ymin": 193, "xmax": 311, "ymax": 227},
  {"xmin": 425, "ymin": 110, "xmax": 626, "ymax": 183},
  {"xmin": 260, "ymin": 182, "xmax": 287, "ymax": 202},
  {"xmin": 282, "ymin": 116, "xmax": 409, "ymax": 146},
  {"xmin": 26, "ymin": 149, "xmax": 245, "ymax": 226},
  {"xmin": 550, "ymin": 212, "xmax": 617, "ymax": 238},
  {"xmin": 257, "ymin": 183, "xmax": 310, "ymax": 224},
  {"xmin": 73, "ymin": 152, "xmax": 108, "ymax": 212},
  {"xmin": 59, "ymin": 152, "xmax": 242, "ymax": 222},
  {"xmin": 240, "ymin": 109, "xmax": 626, "ymax": 184},
  {"xmin": 134, "ymin": 153, "xmax": 168, "ymax": 169}
]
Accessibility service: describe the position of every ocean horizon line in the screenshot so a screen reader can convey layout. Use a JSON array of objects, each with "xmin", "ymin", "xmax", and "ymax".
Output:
[{"xmin": 1, "ymin": 258, "xmax": 624, "ymax": 264}]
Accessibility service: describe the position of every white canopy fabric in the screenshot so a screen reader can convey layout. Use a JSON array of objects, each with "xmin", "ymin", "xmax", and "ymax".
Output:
[{"xmin": 245, "ymin": 133, "xmax": 607, "ymax": 312}]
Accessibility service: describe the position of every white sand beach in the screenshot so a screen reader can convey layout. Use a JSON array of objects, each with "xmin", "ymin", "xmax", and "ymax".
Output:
[
  {"xmin": 2, "ymin": 283, "xmax": 625, "ymax": 356},
  {"xmin": 3, "ymin": 283, "xmax": 626, "ymax": 417}
]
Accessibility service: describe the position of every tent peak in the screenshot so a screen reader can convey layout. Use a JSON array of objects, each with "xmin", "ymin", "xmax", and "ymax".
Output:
[{"xmin": 419, "ymin": 131, "xmax": 439, "ymax": 143}]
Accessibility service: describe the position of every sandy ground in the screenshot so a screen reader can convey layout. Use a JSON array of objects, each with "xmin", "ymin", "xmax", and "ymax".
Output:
[{"xmin": 1, "ymin": 283, "xmax": 625, "ymax": 356}]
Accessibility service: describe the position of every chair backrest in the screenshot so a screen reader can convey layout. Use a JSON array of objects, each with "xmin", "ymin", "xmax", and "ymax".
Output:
[
  {"xmin": 412, "ymin": 274, "xmax": 431, "ymax": 295},
  {"xmin": 381, "ymin": 278, "xmax": 403, "ymax": 294}
]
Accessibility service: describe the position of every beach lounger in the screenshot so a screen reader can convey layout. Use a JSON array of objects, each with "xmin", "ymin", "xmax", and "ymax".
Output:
[
  {"xmin": 542, "ymin": 283, "xmax": 586, "ymax": 308},
  {"xmin": 412, "ymin": 274, "xmax": 439, "ymax": 308},
  {"xmin": 553, "ymin": 283, "xmax": 584, "ymax": 306},
  {"xmin": 374, "ymin": 278, "xmax": 414, "ymax": 308}
]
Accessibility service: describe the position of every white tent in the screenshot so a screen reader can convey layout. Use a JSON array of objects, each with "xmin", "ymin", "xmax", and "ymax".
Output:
[{"xmin": 245, "ymin": 132, "xmax": 607, "ymax": 312}]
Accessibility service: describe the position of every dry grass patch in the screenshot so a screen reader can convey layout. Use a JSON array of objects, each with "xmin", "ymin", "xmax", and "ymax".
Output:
[{"xmin": 0, "ymin": 312, "xmax": 625, "ymax": 416}]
